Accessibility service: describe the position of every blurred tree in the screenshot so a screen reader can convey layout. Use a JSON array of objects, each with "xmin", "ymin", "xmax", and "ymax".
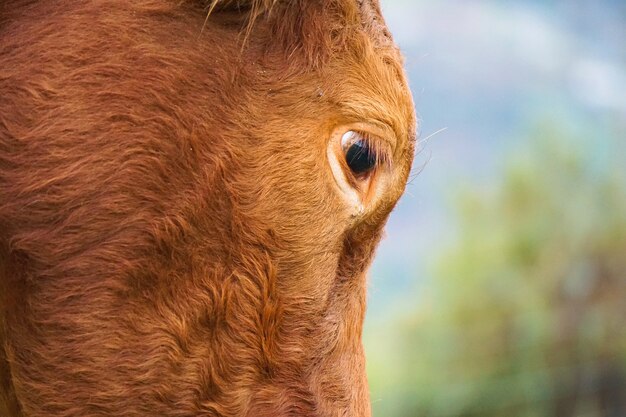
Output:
[{"xmin": 369, "ymin": 125, "xmax": 626, "ymax": 417}]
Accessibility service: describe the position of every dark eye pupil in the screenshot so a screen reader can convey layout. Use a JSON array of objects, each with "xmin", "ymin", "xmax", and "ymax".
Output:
[{"xmin": 345, "ymin": 140, "xmax": 377, "ymax": 175}]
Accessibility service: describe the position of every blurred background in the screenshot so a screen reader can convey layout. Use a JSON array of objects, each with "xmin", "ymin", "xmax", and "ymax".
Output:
[{"xmin": 365, "ymin": 1, "xmax": 626, "ymax": 416}]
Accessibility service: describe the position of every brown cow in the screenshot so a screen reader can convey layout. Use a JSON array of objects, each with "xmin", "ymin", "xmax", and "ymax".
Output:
[{"xmin": 0, "ymin": 1, "xmax": 416, "ymax": 416}]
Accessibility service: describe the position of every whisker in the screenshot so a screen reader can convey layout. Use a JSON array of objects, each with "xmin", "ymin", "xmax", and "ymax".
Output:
[
  {"xmin": 407, "ymin": 149, "xmax": 432, "ymax": 185},
  {"xmin": 420, "ymin": 127, "xmax": 448, "ymax": 145}
]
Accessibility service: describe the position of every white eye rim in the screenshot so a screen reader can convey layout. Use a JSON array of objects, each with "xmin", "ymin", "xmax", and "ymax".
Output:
[{"xmin": 328, "ymin": 146, "xmax": 364, "ymax": 215}]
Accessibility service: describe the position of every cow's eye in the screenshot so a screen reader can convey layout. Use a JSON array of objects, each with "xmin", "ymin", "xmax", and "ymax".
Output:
[{"xmin": 341, "ymin": 131, "xmax": 377, "ymax": 176}]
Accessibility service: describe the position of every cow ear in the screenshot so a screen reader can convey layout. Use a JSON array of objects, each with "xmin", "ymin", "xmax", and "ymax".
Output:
[
  {"xmin": 201, "ymin": 0, "xmax": 345, "ymax": 68},
  {"xmin": 204, "ymin": 0, "xmax": 278, "ymax": 15},
  {"xmin": 200, "ymin": 0, "xmax": 280, "ymax": 36}
]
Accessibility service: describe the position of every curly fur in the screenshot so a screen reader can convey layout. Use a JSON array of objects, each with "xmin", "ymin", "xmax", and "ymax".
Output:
[{"xmin": 0, "ymin": 0, "xmax": 416, "ymax": 416}]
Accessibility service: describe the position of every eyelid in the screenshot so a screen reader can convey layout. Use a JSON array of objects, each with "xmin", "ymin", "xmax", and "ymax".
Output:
[{"xmin": 339, "ymin": 122, "xmax": 396, "ymax": 163}]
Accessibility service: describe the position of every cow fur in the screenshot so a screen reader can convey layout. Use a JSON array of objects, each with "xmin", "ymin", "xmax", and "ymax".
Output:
[{"xmin": 0, "ymin": 0, "xmax": 416, "ymax": 416}]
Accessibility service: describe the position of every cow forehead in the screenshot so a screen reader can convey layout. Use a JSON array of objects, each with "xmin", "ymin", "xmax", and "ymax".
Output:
[{"xmin": 356, "ymin": 0, "xmax": 394, "ymax": 46}]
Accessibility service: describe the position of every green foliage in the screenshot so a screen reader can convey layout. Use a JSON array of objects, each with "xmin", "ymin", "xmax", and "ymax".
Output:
[{"xmin": 367, "ymin": 125, "xmax": 626, "ymax": 417}]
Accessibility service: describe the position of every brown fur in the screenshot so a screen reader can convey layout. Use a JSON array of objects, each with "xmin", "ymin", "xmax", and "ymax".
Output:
[{"xmin": 0, "ymin": 1, "xmax": 416, "ymax": 416}]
